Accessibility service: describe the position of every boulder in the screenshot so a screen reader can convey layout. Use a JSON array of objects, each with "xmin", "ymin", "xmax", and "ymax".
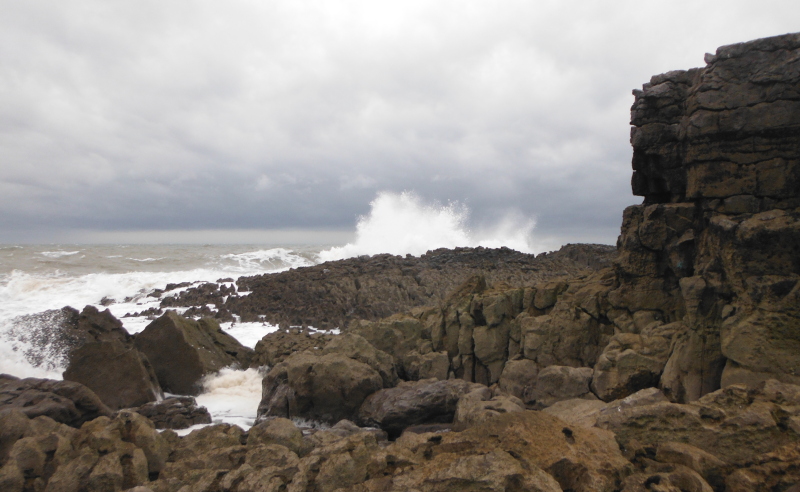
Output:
[
  {"xmin": 133, "ymin": 311, "xmax": 253, "ymax": 395},
  {"xmin": 246, "ymin": 417, "xmax": 305, "ymax": 456},
  {"xmin": 320, "ymin": 333, "xmax": 398, "ymax": 388},
  {"xmin": 620, "ymin": 466, "xmax": 714, "ymax": 492},
  {"xmin": 656, "ymin": 441, "xmax": 728, "ymax": 489},
  {"xmin": 63, "ymin": 340, "xmax": 162, "ymax": 410},
  {"xmin": 4, "ymin": 305, "xmax": 132, "ymax": 371},
  {"xmin": 591, "ymin": 326, "xmax": 676, "ymax": 402},
  {"xmin": 527, "ymin": 365, "xmax": 597, "ymax": 409},
  {"xmin": 0, "ymin": 374, "xmax": 111, "ymax": 428},
  {"xmin": 385, "ymin": 410, "xmax": 631, "ymax": 492},
  {"xmin": 497, "ymin": 358, "xmax": 538, "ymax": 402},
  {"xmin": 453, "ymin": 387, "xmax": 525, "ymax": 428},
  {"xmin": 249, "ymin": 327, "xmax": 333, "ymax": 368},
  {"xmin": 724, "ymin": 441, "xmax": 800, "ymax": 492},
  {"xmin": 357, "ymin": 378, "xmax": 485, "ymax": 437},
  {"xmin": 131, "ymin": 396, "xmax": 211, "ymax": 430},
  {"xmin": 542, "ymin": 387, "xmax": 668, "ymax": 429},
  {"xmin": 258, "ymin": 351, "xmax": 384, "ymax": 424}
]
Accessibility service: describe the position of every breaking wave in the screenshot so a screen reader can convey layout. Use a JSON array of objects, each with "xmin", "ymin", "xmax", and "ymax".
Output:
[{"xmin": 319, "ymin": 191, "xmax": 536, "ymax": 261}]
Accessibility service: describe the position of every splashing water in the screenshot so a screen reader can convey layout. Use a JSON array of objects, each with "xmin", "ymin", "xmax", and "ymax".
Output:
[{"xmin": 319, "ymin": 191, "xmax": 536, "ymax": 261}]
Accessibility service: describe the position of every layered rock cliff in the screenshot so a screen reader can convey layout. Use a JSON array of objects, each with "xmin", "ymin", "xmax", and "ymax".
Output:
[
  {"xmin": 329, "ymin": 32, "xmax": 800, "ymax": 407},
  {"xmin": 619, "ymin": 32, "xmax": 800, "ymax": 399}
]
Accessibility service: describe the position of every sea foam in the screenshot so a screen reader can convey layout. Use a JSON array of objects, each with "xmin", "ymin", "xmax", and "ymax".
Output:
[{"xmin": 318, "ymin": 191, "xmax": 536, "ymax": 261}]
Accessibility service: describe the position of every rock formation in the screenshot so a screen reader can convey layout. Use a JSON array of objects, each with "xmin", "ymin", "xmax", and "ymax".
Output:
[
  {"xmin": 2, "ymin": 32, "xmax": 798, "ymax": 492},
  {"xmin": 191, "ymin": 244, "xmax": 616, "ymax": 329},
  {"xmin": 134, "ymin": 311, "xmax": 254, "ymax": 395},
  {"xmin": 63, "ymin": 340, "xmax": 163, "ymax": 410},
  {"xmin": 347, "ymin": 32, "xmax": 800, "ymax": 408}
]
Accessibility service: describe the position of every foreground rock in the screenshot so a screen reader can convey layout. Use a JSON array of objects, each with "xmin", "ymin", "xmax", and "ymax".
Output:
[
  {"xmin": 130, "ymin": 396, "xmax": 212, "ymax": 430},
  {"xmin": 0, "ymin": 408, "xmax": 168, "ymax": 492},
  {"xmin": 357, "ymin": 378, "xmax": 486, "ymax": 437},
  {"xmin": 63, "ymin": 340, "xmax": 163, "ymax": 410},
  {"xmin": 597, "ymin": 380, "xmax": 800, "ymax": 464},
  {"xmin": 257, "ymin": 334, "xmax": 395, "ymax": 424},
  {"xmin": 0, "ymin": 374, "xmax": 111, "ymax": 428},
  {"xmin": 134, "ymin": 311, "xmax": 254, "ymax": 395}
]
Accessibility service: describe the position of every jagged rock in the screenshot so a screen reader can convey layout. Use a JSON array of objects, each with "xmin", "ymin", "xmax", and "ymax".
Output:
[
  {"xmin": 130, "ymin": 396, "xmax": 211, "ymax": 430},
  {"xmin": 256, "ymin": 334, "xmax": 396, "ymax": 425},
  {"xmin": 497, "ymin": 358, "xmax": 539, "ymax": 402},
  {"xmin": 4, "ymin": 305, "xmax": 133, "ymax": 372},
  {"xmin": 357, "ymin": 378, "xmax": 485, "ymax": 437},
  {"xmin": 133, "ymin": 311, "xmax": 253, "ymax": 395},
  {"xmin": 247, "ymin": 418, "xmax": 305, "ymax": 457},
  {"xmin": 224, "ymin": 245, "xmax": 616, "ymax": 329},
  {"xmin": 63, "ymin": 340, "xmax": 163, "ymax": 410},
  {"xmin": 349, "ymin": 314, "xmax": 428, "ymax": 379},
  {"xmin": 543, "ymin": 387, "xmax": 668, "ymax": 429},
  {"xmin": 596, "ymin": 380, "xmax": 800, "ymax": 464},
  {"xmin": 655, "ymin": 442, "xmax": 728, "ymax": 489},
  {"xmin": 320, "ymin": 333, "xmax": 398, "ymax": 388},
  {"xmin": 249, "ymin": 328, "xmax": 333, "ymax": 369},
  {"xmin": 528, "ymin": 365, "xmax": 597, "ymax": 409},
  {"xmin": 0, "ymin": 374, "xmax": 111, "ymax": 428},
  {"xmin": 452, "ymin": 386, "xmax": 525, "ymax": 428},
  {"xmin": 591, "ymin": 323, "xmax": 677, "ymax": 401},
  {"xmin": 520, "ymin": 275, "xmax": 615, "ymax": 369}
]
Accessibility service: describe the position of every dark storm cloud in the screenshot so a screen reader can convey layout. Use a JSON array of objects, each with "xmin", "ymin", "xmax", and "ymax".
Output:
[{"xmin": 1, "ymin": 0, "xmax": 798, "ymax": 245}]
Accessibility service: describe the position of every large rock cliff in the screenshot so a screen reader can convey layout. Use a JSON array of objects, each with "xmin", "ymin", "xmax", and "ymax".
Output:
[
  {"xmin": 343, "ymin": 32, "xmax": 800, "ymax": 406},
  {"xmin": 619, "ymin": 32, "xmax": 800, "ymax": 400}
]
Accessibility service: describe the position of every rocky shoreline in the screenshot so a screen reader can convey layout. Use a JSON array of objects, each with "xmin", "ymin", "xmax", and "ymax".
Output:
[{"xmin": 2, "ymin": 32, "xmax": 800, "ymax": 491}]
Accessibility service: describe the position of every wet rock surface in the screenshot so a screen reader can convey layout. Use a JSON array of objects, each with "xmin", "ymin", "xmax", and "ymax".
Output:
[
  {"xmin": 203, "ymin": 244, "xmax": 616, "ymax": 330},
  {"xmin": 130, "ymin": 396, "xmax": 212, "ymax": 430},
  {"xmin": 134, "ymin": 311, "xmax": 254, "ymax": 395},
  {"xmin": 63, "ymin": 340, "xmax": 163, "ymax": 410}
]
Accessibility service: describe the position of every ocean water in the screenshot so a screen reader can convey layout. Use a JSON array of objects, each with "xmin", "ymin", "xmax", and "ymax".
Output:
[{"xmin": 0, "ymin": 191, "xmax": 539, "ymax": 429}]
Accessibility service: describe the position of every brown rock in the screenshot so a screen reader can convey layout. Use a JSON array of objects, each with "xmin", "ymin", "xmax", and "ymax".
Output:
[
  {"xmin": 258, "ymin": 350, "xmax": 384, "ymax": 424},
  {"xmin": 357, "ymin": 378, "xmax": 485, "ymax": 437},
  {"xmin": 0, "ymin": 375, "xmax": 111, "ymax": 428},
  {"xmin": 528, "ymin": 365, "xmax": 597, "ymax": 409},
  {"xmin": 133, "ymin": 311, "xmax": 253, "ymax": 395},
  {"xmin": 63, "ymin": 340, "xmax": 162, "ymax": 410},
  {"xmin": 130, "ymin": 396, "xmax": 211, "ymax": 430}
]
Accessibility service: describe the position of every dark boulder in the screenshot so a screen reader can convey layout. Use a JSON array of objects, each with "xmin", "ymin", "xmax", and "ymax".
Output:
[
  {"xmin": 4, "ymin": 305, "xmax": 133, "ymax": 372},
  {"xmin": 357, "ymin": 378, "xmax": 485, "ymax": 437},
  {"xmin": 63, "ymin": 340, "xmax": 162, "ymax": 410},
  {"xmin": 133, "ymin": 312, "xmax": 253, "ymax": 395},
  {"xmin": 257, "ymin": 334, "xmax": 395, "ymax": 424}
]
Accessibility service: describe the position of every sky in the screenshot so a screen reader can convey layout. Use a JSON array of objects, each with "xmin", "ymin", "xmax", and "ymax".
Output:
[{"xmin": 1, "ymin": 1, "xmax": 798, "ymax": 248}]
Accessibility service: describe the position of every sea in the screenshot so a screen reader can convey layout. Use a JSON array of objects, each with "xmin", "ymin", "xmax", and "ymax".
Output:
[{"xmin": 0, "ymin": 191, "xmax": 541, "ymax": 431}]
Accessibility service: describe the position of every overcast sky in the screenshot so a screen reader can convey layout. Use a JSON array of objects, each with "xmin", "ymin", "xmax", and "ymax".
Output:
[{"xmin": 1, "ymin": 1, "xmax": 797, "ymax": 247}]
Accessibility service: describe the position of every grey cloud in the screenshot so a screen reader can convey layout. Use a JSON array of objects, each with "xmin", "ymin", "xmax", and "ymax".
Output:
[{"xmin": 1, "ymin": 0, "xmax": 798, "ymax": 246}]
